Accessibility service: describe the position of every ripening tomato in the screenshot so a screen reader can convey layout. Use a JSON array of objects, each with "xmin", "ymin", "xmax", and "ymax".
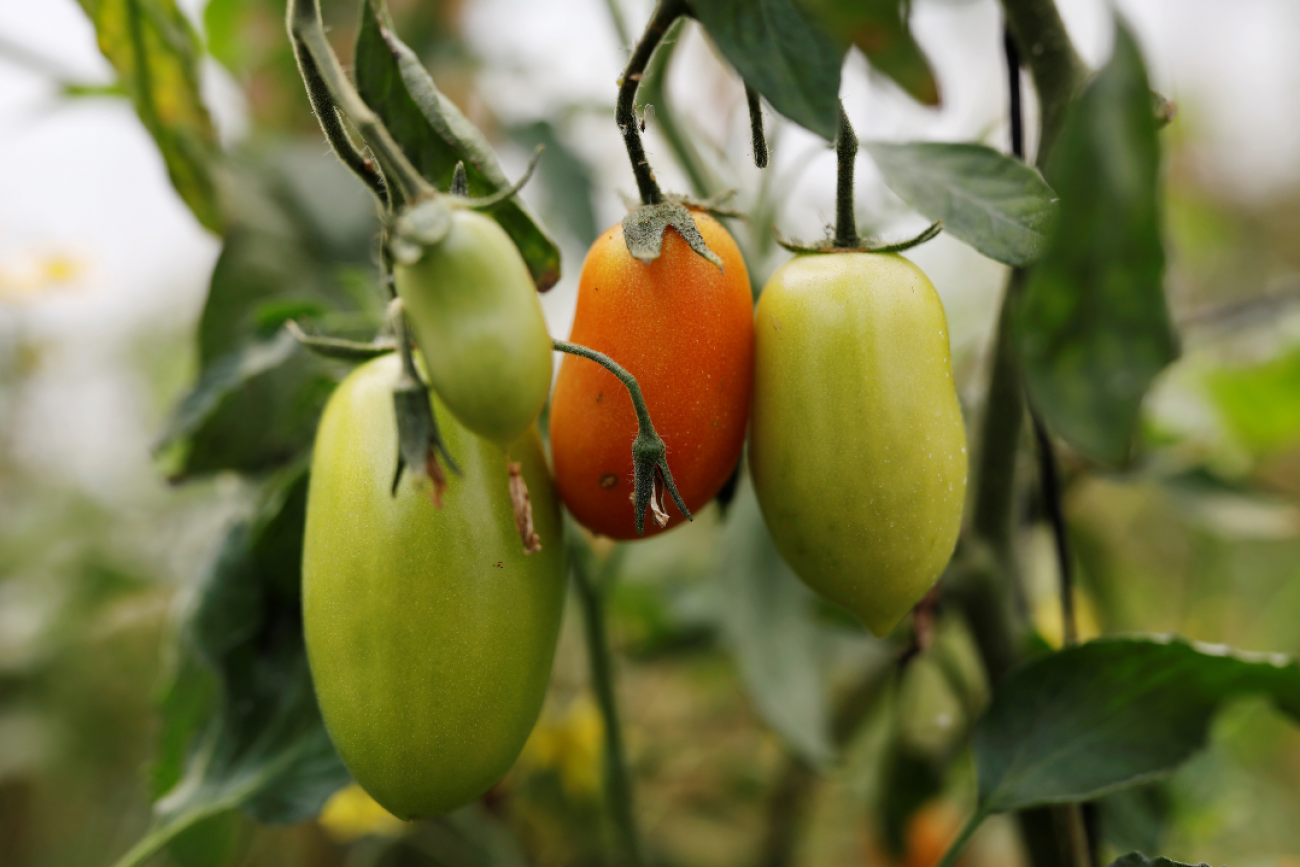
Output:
[
  {"xmin": 394, "ymin": 208, "xmax": 553, "ymax": 446},
  {"xmin": 302, "ymin": 354, "xmax": 565, "ymax": 819},
  {"xmin": 548, "ymin": 212, "xmax": 754, "ymax": 539},
  {"xmin": 748, "ymin": 252, "xmax": 967, "ymax": 636}
]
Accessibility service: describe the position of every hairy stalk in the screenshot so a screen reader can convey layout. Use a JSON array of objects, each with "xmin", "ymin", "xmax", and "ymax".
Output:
[
  {"xmin": 746, "ymin": 84, "xmax": 769, "ymax": 169},
  {"xmin": 617, "ymin": 0, "xmax": 688, "ymax": 205},
  {"xmin": 571, "ymin": 543, "xmax": 645, "ymax": 867},
  {"xmin": 292, "ymin": 35, "xmax": 389, "ymax": 208},
  {"xmin": 287, "ymin": 0, "xmax": 433, "ymax": 203},
  {"xmin": 833, "ymin": 101, "xmax": 858, "ymax": 249}
]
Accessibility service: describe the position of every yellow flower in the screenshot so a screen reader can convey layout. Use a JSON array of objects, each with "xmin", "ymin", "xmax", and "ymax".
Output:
[
  {"xmin": 519, "ymin": 695, "xmax": 604, "ymax": 799},
  {"xmin": 317, "ymin": 783, "xmax": 407, "ymax": 843}
]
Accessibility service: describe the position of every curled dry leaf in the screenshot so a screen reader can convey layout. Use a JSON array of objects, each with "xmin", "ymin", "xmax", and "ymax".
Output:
[{"xmin": 508, "ymin": 459, "xmax": 542, "ymax": 553}]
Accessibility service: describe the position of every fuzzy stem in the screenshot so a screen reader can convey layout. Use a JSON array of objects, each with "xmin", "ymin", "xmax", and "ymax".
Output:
[
  {"xmin": 617, "ymin": 0, "xmax": 687, "ymax": 206},
  {"xmin": 834, "ymin": 101, "xmax": 858, "ymax": 249},
  {"xmin": 287, "ymin": 0, "xmax": 433, "ymax": 203},
  {"xmin": 571, "ymin": 543, "xmax": 645, "ymax": 867},
  {"xmin": 746, "ymin": 84, "xmax": 769, "ymax": 169}
]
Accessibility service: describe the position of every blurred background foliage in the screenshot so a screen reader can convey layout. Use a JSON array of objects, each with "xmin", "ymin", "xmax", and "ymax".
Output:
[{"xmin": 2, "ymin": 0, "xmax": 1300, "ymax": 866}]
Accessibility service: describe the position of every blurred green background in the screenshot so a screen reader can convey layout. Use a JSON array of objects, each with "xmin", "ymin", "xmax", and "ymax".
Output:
[{"xmin": 3, "ymin": 1, "xmax": 1300, "ymax": 866}]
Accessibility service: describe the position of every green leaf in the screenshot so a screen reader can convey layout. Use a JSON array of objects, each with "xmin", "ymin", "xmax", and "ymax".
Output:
[
  {"xmin": 1106, "ymin": 855, "xmax": 1210, "ymax": 867},
  {"xmin": 114, "ymin": 468, "xmax": 350, "ymax": 867},
  {"xmin": 1204, "ymin": 346, "xmax": 1300, "ymax": 457},
  {"xmin": 715, "ymin": 479, "xmax": 834, "ymax": 766},
  {"xmin": 799, "ymin": 0, "xmax": 939, "ymax": 106},
  {"xmin": 864, "ymin": 142, "xmax": 1058, "ymax": 266},
  {"xmin": 510, "ymin": 121, "xmax": 599, "ymax": 248},
  {"xmin": 354, "ymin": 0, "xmax": 561, "ymax": 291},
  {"xmin": 972, "ymin": 636, "xmax": 1300, "ymax": 815},
  {"xmin": 1015, "ymin": 21, "xmax": 1177, "ymax": 466},
  {"xmin": 689, "ymin": 0, "xmax": 843, "ymax": 141},
  {"xmin": 1095, "ymin": 785, "xmax": 1170, "ymax": 858},
  {"xmin": 76, "ymin": 0, "xmax": 222, "ymax": 232}
]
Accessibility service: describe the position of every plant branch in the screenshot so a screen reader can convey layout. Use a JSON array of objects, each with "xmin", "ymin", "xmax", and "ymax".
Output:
[
  {"xmin": 571, "ymin": 540, "xmax": 645, "ymax": 867},
  {"xmin": 999, "ymin": 0, "xmax": 1087, "ymax": 166},
  {"xmin": 617, "ymin": 0, "xmax": 688, "ymax": 205},
  {"xmin": 287, "ymin": 0, "xmax": 433, "ymax": 203},
  {"xmin": 833, "ymin": 100, "xmax": 858, "ymax": 249},
  {"xmin": 637, "ymin": 18, "xmax": 717, "ymax": 199}
]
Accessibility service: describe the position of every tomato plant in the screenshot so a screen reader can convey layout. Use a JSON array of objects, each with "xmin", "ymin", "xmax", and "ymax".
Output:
[
  {"xmin": 302, "ymin": 354, "xmax": 566, "ymax": 819},
  {"xmin": 394, "ymin": 207, "xmax": 553, "ymax": 447},
  {"xmin": 749, "ymin": 251, "xmax": 967, "ymax": 636},
  {"xmin": 548, "ymin": 211, "xmax": 753, "ymax": 540}
]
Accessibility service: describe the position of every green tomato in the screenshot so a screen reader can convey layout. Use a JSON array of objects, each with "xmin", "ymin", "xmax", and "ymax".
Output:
[
  {"xmin": 395, "ymin": 208, "xmax": 553, "ymax": 446},
  {"xmin": 748, "ymin": 253, "xmax": 967, "ymax": 636},
  {"xmin": 303, "ymin": 354, "xmax": 565, "ymax": 819}
]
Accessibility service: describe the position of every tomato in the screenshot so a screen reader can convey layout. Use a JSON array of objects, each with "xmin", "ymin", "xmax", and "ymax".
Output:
[
  {"xmin": 748, "ymin": 253, "xmax": 967, "ymax": 636},
  {"xmin": 302, "ymin": 354, "xmax": 566, "ymax": 819},
  {"xmin": 394, "ymin": 208, "xmax": 553, "ymax": 446},
  {"xmin": 548, "ymin": 211, "xmax": 754, "ymax": 539}
]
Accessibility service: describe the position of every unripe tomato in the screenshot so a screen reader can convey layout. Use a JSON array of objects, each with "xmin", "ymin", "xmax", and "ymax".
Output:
[
  {"xmin": 749, "ymin": 253, "xmax": 967, "ymax": 636},
  {"xmin": 548, "ymin": 212, "xmax": 754, "ymax": 539},
  {"xmin": 394, "ymin": 208, "xmax": 553, "ymax": 446},
  {"xmin": 302, "ymin": 354, "xmax": 565, "ymax": 819}
]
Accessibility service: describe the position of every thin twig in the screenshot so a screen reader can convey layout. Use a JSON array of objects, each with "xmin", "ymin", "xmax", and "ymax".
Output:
[{"xmin": 833, "ymin": 100, "xmax": 859, "ymax": 249}]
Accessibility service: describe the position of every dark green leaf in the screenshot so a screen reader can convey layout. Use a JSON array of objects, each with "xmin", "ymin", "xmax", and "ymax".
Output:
[
  {"xmin": 1106, "ymin": 854, "xmax": 1210, "ymax": 867},
  {"xmin": 354, "ymin": 0, "xmax": 561, "ymax": 290},
  {"xmin": 973, "ymin": 636, "xmax": 1300, "ymax": 814},
  {"xmin": 76, "ymin": 0, "xmax": 222, "ymax": 232},
  {"xmin": 1095, "ymin": 785, "xmax": 1170, "ymax": 857},
  {"xmin": 1015, "ymin": 22, "xmax": 1176, "ymax": 466},
  {"xmin": 799, "ymin": 0, "xmax": 939, "ymax": 106},
  {"xmin": 115, "ymin": 468, "xmax": 350, "ymax": 867},
  {"xmin": 715, "ymin": 480, "xmax": 833, "ymax": 766},
  {"xmin": 689, "ymin": 0, "xmax": 843, "ymax": 140},
  {"xmin": 864, "ymin": 142, "xmax": 1058, "ymax": 266}
]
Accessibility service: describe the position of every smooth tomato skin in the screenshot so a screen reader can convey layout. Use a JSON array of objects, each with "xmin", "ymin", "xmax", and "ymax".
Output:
[
  {"xmin": 302, "ymin": 354, "xmax": 565, "ymax": 819},
  {"xmin": 395, "ymin": 209, "xmax": 553, "ymax": 447},
  {"xmin": 549, "ymin": 212, "xmax": 754, "ymax": 540},
  {"xmin": 749, "ymin": 253, "xmax": 967, "ymax": 636}
]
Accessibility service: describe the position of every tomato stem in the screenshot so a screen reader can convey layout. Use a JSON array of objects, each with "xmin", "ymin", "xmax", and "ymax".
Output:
[
  {"xmin": 287, "ymin": 0, "xmax": 435, "ymax": 206},
  {"xmin": 833, "ymin": 100, "xmax": 859, "ymax": 250},
  {"xmin": 617, "ymin": 0, "xmax": 688, "ymax": 206},
  {"xmin": 570, "ymin": 540, "xmax": 646, "ymax": 867},
  {"xmin": 746, "ymin": 84, "xmax": 769, "ymax": 169},
  {"xmin": 553, "ymin": 339, "xmax": 691, "ymax": 534}
]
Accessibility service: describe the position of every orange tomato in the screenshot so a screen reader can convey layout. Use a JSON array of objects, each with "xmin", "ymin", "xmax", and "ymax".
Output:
[{"xmin": 549, "ymin": 212, "xmax": 753, "ymax": 539}]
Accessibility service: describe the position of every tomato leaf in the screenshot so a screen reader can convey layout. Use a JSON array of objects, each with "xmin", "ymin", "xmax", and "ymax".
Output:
[
  {"xmin": 75, "ymin": 0, "xmax": 223, "ymax": 232},
  {"xmin": 972, "ymin": 636, "xmax": 1300, "ymax": 815},
  {"xmin": 688, "ymin": 0, "xmax": 843, "ymax": 141},
  {"xmin": 1015, "ymin": 21, "xmax": 1177, "ymax": 467},
  {"xmin": 114, "ymin": 468, "xmax": 350, "ymax": 867},
  {"xmin": 714, "ymin": 480, "xmax": 834, "ymax": 766},
  {"xmin": 863, "ymin": 142, "xmax": 1058, "ymax": 266},
  {"xmin": 1106, "ymin": 855, "xmax": 1210, "ymax": 867},
  {"xmin": 798, "ymin": 0, "xmax": 939, "ymax": 106},
  {"xmin": 354, "ymin": 0, "xmax": 561, "ymax": 291}
]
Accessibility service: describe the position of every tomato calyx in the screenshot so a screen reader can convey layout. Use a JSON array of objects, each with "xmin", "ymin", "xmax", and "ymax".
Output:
[
  {"xmin": 284, "ymin": 320, "xmax": 397, "ymax": 361},
  {"xmin": 622, "ymin": 201, "xmax": 723, "ymax": 269},
  {"xmin": 773, "ymin": 220, "xmax": 944, "ymax": 257},
  {"xmin": 553, "ymin": 339, "xmax": 692, "ymax": 535},
  {"xmin": 388, "ymin": 152, "xmax": 543, "ymax": 267},
  {"xmin": 388, "ymin": 299, "xmax": 459, "ymax": 506}
]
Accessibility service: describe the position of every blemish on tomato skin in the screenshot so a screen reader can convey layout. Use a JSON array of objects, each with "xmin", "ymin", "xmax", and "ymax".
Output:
[
  {"xmin": 599, "ymin": 473, "xmax": 618, "ymax": 489},
  {"xmin": 595, "ymin": 390, "xmax": 604, "ymax": 403}
]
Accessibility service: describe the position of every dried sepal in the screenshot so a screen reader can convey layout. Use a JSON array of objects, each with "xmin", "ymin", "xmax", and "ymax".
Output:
[
  {"xmin": 622, "ymin": 201, "xmax": 723, "ymax": 269},
  {"xmin": 507, "ymin": 459, "xmax": 542, "ymax": 554}
]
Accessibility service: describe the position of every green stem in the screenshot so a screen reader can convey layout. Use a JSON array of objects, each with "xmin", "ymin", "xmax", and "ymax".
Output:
[
  {"xmin": 1000, "ymin": 0, "xmax": 1087, "ymax": 167},
  {"xmin": 571, "ymin": 542, "xmax": 645, "ymax": 867},
  {"xmin": 833, "ymin": 100, "xmax": 858, "ymax": 249},
  {"xmin": 935, "ymin": 807, "xmax": 990, "ymax": 867},
  {"xmin": 617, "ymin": 0, "xmax": 687, "ymax": 205},
  {"xmin": 286, "ymin": 0, "xmax": 433, "ymax": 203}
]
